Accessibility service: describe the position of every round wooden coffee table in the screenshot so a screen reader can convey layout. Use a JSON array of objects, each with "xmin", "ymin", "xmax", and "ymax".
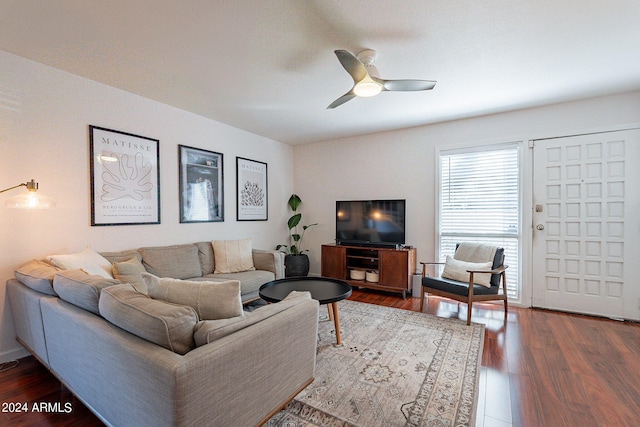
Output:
[{"xmin": 259, "ymin": 277, "xmax": 352, "ymax": 345}]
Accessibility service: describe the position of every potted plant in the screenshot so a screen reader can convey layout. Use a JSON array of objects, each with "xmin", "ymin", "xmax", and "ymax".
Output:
[{"xmin": 277, "ymin": 194, "xmax": 318, "ymax": 276}]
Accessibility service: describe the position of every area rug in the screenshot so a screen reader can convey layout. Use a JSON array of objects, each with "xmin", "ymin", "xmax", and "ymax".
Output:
[{"xmin": 266, "ymin": 300, "xmax": 484, "ymax": 427}]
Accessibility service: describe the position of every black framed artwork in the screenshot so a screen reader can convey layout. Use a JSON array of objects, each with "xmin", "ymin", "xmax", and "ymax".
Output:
[
  {"xmin": 236, "ymin": 157, "xmax": 267, "ymax": 221},
  {"xmin": 179, "ymin": 145, "xmax": 224, "ymax": 223},
  {"xmin": 89, "ymin": 125, "xmax": 160, "ymax": 226}
]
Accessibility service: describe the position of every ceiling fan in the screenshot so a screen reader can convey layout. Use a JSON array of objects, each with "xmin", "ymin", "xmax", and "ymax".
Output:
[{"xmin": 327, "ymin": 49, "xmax": 436, "ymax": 109}]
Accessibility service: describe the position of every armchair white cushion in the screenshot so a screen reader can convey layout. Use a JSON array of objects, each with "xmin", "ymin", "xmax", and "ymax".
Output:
[{"xmin": 441, "ymin": 256, "xmax": 493, "ymax": 287}]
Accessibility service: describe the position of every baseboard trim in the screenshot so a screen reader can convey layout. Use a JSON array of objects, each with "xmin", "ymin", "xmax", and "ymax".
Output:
[{"xmin": 0, "ymin": 345, "xmax": 29, "ymax": 364}]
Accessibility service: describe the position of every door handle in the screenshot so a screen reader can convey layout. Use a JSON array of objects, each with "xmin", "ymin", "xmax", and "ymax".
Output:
[{"xmin": 536, "ymin": 224, "xmax": 544, "ymax": 230}]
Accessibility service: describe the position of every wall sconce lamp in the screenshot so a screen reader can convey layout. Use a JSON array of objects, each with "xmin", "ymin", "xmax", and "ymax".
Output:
[{"xmin": 1, "ymin": 179, "xmax": 57, "ymax": 209}]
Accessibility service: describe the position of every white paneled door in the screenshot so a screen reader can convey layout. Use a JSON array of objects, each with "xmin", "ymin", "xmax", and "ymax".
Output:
[{"xmin": 532, "ymin": 130, "xmax": 640, "ymax": 320}]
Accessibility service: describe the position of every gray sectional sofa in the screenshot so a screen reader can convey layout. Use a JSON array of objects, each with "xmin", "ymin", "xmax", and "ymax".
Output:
[{"xmin": 6, "ymin": 241, "xmax": 320, "ymax": 426}]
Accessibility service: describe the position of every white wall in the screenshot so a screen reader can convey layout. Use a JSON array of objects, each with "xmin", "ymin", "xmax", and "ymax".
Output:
[
  {"xmin": 2, "ymin": 49, "xmax": 639, "ymax": 362},
  {"xmin": 294, "ymin": 90, "xmax": 640, "ymax": 308},
  {"xmin": 0, "ymin": 51, "xmax": 294, "ymax": 362}
]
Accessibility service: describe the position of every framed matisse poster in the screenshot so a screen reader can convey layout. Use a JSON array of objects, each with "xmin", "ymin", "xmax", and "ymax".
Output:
[
  {"xmin": 236, "ymin": 157, "xmax": 267, "ymax": 221},
  {"xmin": 89, "ymin": 125, "xmax": 160, "ymax": 226},
  {"xmin": 179, "ymin": 145, "xmax": 224, "ymax": 223}
]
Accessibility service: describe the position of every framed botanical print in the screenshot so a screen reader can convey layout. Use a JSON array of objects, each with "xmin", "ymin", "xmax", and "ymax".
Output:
[
  {"xmin": 236, "ymin": 157, "xmax": 267, "ymax": 221},
  {"xmin": 89, "ymin": 125, "xmax": 160, "ymax": 226},
  {"xmin": 179, "ymin": 145, "xmax": 224, "ymax": 223}
]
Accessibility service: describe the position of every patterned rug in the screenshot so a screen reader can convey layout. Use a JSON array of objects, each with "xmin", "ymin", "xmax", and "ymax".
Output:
[{"xmin": 266, "ymin": 300, "xmax": 484, "ymax": 427}]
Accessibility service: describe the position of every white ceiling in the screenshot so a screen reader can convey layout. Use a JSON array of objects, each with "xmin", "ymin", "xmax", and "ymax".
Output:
[{"xmin": 2, "ymin": 1, "xmax": 640, "ymax": 145}]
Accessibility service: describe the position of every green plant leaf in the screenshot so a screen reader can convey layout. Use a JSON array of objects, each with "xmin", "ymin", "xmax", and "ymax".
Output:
[
  {"xmin": 288, "ymin": 194, "xmax": 302, "ymax": 212},
  {"xmin": 288, "ymin": 213, "xmax": 301, "ymax": 229},
  {"xmin": 279, "ymin": 194, "xmax": 316, "ymax": 255}
]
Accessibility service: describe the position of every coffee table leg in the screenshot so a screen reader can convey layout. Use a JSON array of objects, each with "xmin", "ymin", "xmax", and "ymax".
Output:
[
  {"xmin": 330, "ymin": 302, "xmax": 342, "ymax": 345},
  {"xmin": 327, "ymin": 305, "xmax": 333, "ymax": 321}
]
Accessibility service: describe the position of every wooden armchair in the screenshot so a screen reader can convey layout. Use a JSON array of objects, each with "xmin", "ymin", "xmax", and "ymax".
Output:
[{"xmin": 419, "ymin": 243, "xmax": 508, "ymax": 325}]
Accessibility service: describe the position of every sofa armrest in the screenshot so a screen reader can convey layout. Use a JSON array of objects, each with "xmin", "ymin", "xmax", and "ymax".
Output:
[
  {"xmin": 179, "ymin": 296, "xmax": 318, "ymax": 426},
  {"xmin": 194, "ymin": 291, "xmax": 312, "ymax": 345},
  {"xmin": 252, "ymin": 249, "xmax": 285, "ymax": 279},
  {"xmin": 466, "ymin": 264, "xmax": 508, "ymax": 274}
]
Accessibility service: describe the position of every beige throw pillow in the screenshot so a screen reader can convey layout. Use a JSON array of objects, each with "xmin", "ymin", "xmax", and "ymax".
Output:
[
  {"xmin": 112, "ymin": 257, "xmax": 147, "ymax": 293},
  {"xmin": 141, "ymin": 273, "xmax": 243, "ymax": 320},
  {"xmin": 47, "ymin": 247, "xmax": 114, "ymax": 279},
  {"xmin": 212, "ymin": 238, "xmax": 255, "ymax": 274},
  {"xmin": 441, "ymin": 256, "xmax": 493, "ymax": 287}
]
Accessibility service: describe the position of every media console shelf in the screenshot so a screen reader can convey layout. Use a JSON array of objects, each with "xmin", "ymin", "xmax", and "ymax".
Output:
[{"xmin": 321, "ymin": 244, "xmax": 416, "ymax": 298}]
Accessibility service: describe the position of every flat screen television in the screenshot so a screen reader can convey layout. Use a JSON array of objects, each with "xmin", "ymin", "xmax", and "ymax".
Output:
[{"xmin": 335, "ymin": 199, "xmax": 406, "ymax": 247}]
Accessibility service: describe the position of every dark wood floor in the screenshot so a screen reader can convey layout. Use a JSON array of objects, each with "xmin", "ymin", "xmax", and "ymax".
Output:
[{"xmin": 2, "ymin": 289, "xmax": 639, "ymax": 426}]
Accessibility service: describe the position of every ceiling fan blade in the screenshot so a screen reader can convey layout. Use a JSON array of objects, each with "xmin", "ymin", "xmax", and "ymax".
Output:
[
  {"xmin": 327, "ymin": 90, "xmax": 357, "ymax": 109},
  {"xmin": 334, "ymin": 50, "xmax": 367, "ymax": 83},
  {"xmin": 380, "ymin": 79, "xmax": 436, "ymax": 92}
]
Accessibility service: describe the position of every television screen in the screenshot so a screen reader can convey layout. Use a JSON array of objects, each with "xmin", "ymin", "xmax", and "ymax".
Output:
[{"xmin": 336, "ymin": 199, "xmax": 406, "ymax": 246}]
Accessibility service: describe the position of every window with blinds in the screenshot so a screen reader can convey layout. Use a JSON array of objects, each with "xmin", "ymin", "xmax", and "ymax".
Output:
[{"xmin": 439, "ymin": 145, "xmax": 520, "ymax": 298}]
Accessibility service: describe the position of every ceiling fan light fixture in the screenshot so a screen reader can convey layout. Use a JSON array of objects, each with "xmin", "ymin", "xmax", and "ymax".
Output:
[{"xmin": 354, "ymin": 79, "xmax": 382, "ymax": 97}]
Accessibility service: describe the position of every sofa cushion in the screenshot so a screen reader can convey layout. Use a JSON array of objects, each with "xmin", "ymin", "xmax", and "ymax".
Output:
[
  {"xmin": 195, "ymin": 241, "xmax": 215, "ymax": 275},
  {"xmin": 99, "ymin": 284, "xmax": 197, "ymax": 355},
  {"xmin": 139, "ymin": 244, "xmax": 202, "ymax": 279},
  {"xmin": 47, "ymin": 248, "xmax": 114, "ymax": 279},
  {"xmin": 441, "ymin": 256, "xmax": 493, "ymax": 287},
  {"xmin": 14, "ymin": 259, "xmax": 61, "ymax": 296},
  {"xmin": 142, "ymin": 273, "xmax": 243, "ymax": 320},
  {"xmin": 53, "ymin": 269, "xmax": 121, "ymax": 315},
  {"xmin": 212, "ymin": 238, "xmax": 255, "ymax": 274},
  {"xmin": 193, "ymin": 291, "xmax": 311, "ymax": 346},
  {"xmin": 112, "ymin": 257, "xmax": 147, "ymax": 293},
  {"xmin": 100, "ymin": 249, "xmax": 142, "ymax": 264},
  {"xmin": 203, "ymin": 269, "xmax": 275, "ymax": 296}
]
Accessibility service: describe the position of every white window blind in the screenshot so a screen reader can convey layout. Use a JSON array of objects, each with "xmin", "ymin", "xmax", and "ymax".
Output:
[{"xmin": 439, "ymin": 146, "xmax": 520, "ymax": 298}]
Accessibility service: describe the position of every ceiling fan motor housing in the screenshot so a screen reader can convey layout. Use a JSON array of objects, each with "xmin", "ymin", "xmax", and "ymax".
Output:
[
  {"xmin": 357, "ymin": 49, "xmax": 381, "ymax": 78},
  {"xmin": 356, "ymin": 49, "xmax": 377, "ymax": 64}
]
